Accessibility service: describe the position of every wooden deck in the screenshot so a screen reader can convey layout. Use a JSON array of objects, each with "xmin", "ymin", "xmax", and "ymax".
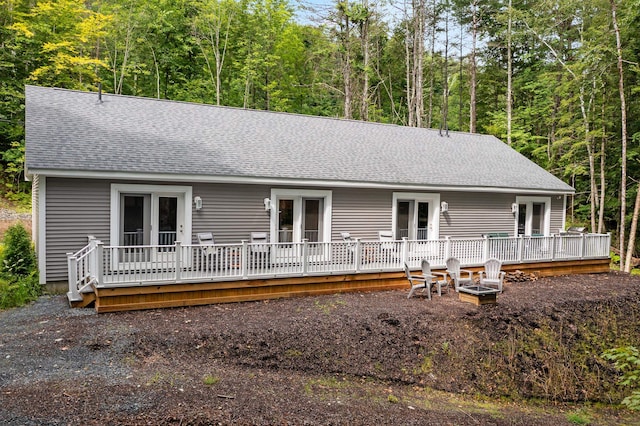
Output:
[{"xmin": 80, "ymin": 258, "xmax": 610, "ymax": 313}]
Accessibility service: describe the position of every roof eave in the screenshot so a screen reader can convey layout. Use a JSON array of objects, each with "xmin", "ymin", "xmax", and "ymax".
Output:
[{"xmin": 27, "ymin": 167, "xmax": 575, "ymax": 195}]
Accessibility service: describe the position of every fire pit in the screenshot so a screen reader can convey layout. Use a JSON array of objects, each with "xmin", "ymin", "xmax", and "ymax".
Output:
[{"xmin": 458, "ymin": 285, "xmax": 500, "ymax": 305}]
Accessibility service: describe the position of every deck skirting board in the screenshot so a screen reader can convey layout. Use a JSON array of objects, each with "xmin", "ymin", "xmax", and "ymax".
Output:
[{"xmin": 90, "ymin": 258, "xmax": 610, "ymax": 312}]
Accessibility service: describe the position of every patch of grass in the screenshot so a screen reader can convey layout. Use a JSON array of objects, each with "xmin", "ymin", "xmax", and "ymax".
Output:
[
  {"xmin": 414, "ymin": 354, "xmax": 433, "ymax": 375},
  {"xmin": 304, "ymin": 376, "xmax": 350, "ymax": 395},
  {"xmin": 202, "ymin": 374, "xmax": 220, "ymax": 386},
  {"xmin": 314, "ymin": 298, "xmax": 346, "ymax": 314},
  {"xmin": 566, "ymin": 409, "xmax": 591, "ymax": 424},
  {"xmin": 387, "ymin": 394, "xmax": 399, "ymax": 403},
  {"xmin": 285, "ymin": 348, "xmax": 303, "ymax": 357}
]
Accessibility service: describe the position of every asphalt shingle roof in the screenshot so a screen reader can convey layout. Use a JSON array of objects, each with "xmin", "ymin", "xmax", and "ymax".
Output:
[{"xmin": 25, "ymin": 85, "xmax": 573, "ymax": 193}]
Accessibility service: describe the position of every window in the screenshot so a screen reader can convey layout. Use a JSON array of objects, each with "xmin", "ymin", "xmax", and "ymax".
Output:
[
  {"xmin": 392, "ymin": 193, "xmax": 441, "ymax": 240},
  {"xmin": 515, "ymin": 196, "xmax": 551, "ymax": 236}
]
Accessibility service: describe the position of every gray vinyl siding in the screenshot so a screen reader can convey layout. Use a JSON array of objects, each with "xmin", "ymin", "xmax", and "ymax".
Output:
[
  {"xmin": 46, "ymin": 178, "xmax": 111, "ymax": 282},
  {"xmin": 42, "ymin": 177, "xmax": 568, "ymax": 283},
  {"xmin": 332, "ymin": 188, "xmax": 393, "ymax": 240},
  {"xmin": 191, "ymin": 183, "xmax": 271, "ymax": 244},
  {"xmin": 438, "ymin": 192, "xmax": 565, "ymax": 238},
  {"xmin": 439, "ymin": 192, "xmax": 516, "ymax": 238}
]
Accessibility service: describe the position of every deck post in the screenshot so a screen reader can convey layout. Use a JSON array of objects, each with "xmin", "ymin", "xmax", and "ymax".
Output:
[
  {"xmin": 354, "ymin": 238, "xmax": 362, "ymax": 273},
  {"xmin": 580, "ymin": 234, "xmax": 586, "ymax": 259},
  {"xmin": 302, "ymin": 239, "xmax": 309, "ymax": 275},
  {"xmin": 95, "ymin": 242, "xmax": 104, "ymax": 287},
  {"xmin": 444, "ymin": 236, "xmax": 451, "ymax": 261},
  {"xmin": 401, "ymin": 237, "xmax": 409, "ymax": 265},
  {"xmin": 88, "ymin": 238, "xmax": 98, "ymax": 281},
  {"xmin": 517, "ymin": 235, "xmax": 524, "ymax": 263},
  {"xmin": 241, "ymin": 240, "xmax": 248, "ymax": 279},
  {"xmin": 550, "ymin": 234, "xmax": 556, "ymax": 260},
  {"xmin": 175, "ymin": 241, "xmax": 182, "ymax": 282},
  {"xmin": 67, "ymin": 252, "xmax": 80, "ymax": 301},
  {"xmin": 482, "ymin": 235, "xmax": 489, "ymax": 263}
]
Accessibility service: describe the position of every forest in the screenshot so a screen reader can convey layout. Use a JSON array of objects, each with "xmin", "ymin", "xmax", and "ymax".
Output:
[{"xmin": 0, "ymin": 0, "xmax": 639, "ymax": 269}]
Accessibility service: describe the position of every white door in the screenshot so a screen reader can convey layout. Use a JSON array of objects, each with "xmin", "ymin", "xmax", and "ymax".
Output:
[
  {"xmin": 395, "ymin": 199, "xmax": 432, "ymax": 240},
  {"xmin": 272, "ymin": 191, "xmax": 331, "ymax": 263},
  {"xmin": 118, "ymin": 193, "xmax": 186, "ymax": 267},
  {"xmin": 516, "ymin": 198, "xmax": 550, "ymax": 236}
]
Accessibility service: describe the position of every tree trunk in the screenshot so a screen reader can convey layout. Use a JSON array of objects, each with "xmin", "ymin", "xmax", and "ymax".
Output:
[
  {"xmin": 469, "ymin": 0, "xmax": 478, "ymax": 133},
  {"xmin": 426, "ymin": 0, "xmax": 436, "ymax": 128},
  {"xmin": 611, "ymin": 0, "xmax": 628, "ymax": 271},
  {"xmin": 598, "ymin": 98, "xmax": 606, "ymax": 234},
  {"xmin": 414, "ymin": 0, "xmax": 425, "ymax": 127},
  {"xmin": 360, "ymin": 0, "xmax": 370, "ymax": 121},
  {"xmin": 626, "ymin": 185, "xmax": 640, "ymax": 270},
  {"xmin": 506, "ymin": 0, "xmax": 512, "ymax": 145}
]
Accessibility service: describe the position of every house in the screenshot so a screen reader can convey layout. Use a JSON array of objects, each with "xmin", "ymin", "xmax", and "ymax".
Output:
[{"xmin": 24, "ymin": 85, "xmax": 609, "ymax": 310}]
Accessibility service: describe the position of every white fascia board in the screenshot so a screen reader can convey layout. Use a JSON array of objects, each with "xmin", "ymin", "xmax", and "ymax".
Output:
[{"xmin": 29, "ymin": 168, "xmax": 575, "ymax": 196}]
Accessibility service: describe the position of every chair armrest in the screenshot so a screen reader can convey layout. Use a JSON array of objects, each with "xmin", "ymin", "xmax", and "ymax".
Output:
[
  {"xmin": 432, "ymin": 271, "xmax": 448, "ymax": 281},
  {"xmin": 460, "ymin": 269, "xmax": 473, "ymax": 278}
]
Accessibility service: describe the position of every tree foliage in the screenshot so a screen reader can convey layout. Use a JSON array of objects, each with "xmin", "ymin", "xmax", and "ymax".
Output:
[{"xmin": 1, "ymin": 0, "xmax": 640, "ymax": 255}]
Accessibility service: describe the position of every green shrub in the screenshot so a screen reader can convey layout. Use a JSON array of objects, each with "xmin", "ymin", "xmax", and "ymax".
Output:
[
  {"xmin": 1, "ymin": 223, "xmax": 36, "ymax": 277},
  {"xmin": 0, "ymin": 272, "xmax": 40, "ymax": 309},
  {"xmin": 603, "ymin": 346, "xmax": 640, "ymax": 411},
  {"xmin": 0, "ymin": 223, "xmax": 40, "ymax": 309}
]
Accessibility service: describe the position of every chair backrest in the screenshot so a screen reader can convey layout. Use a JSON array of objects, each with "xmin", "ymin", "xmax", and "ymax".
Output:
[
  {"xmin": 483, "ymin": 258, "xmax": 502, "ymax": 279},
  {"xmin": 445, "ymin": 257, "xmax": 460, "ymax": 276},
  {"xmin": 420, "ymin": 259, "xmax": 432, "ymax": 276},
  {"xmin": 250, "ymin": 232, "xmax": 269, "ymax": 253},
  {"xmin": 197, "ymin": 232, "xmax": 215, "ymax": 245},
  {"xmin": 403, "ymin": 262, "xmax": 412, "ymax": 278},
  {"xmin": 378, "ymin": 231, "xmax": 393, "ymax": 241},
  {"xmin": 379, "ymin": 231, "xmax": 395, "ymax": 250}
]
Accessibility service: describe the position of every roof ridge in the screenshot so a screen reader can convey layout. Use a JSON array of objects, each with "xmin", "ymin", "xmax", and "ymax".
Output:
[{"xmin": 25, "ymin": 84, "xmax": 491, "ymax": 138}]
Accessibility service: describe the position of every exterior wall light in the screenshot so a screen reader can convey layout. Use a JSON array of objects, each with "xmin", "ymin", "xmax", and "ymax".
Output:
[
  {"xmin": 194, "ymin": 196, "xmax": 203, "ymax": 210},
  {"xmin": 440, "ymin": 201, "xmax": 448, "ymax": 213},
  {"xmin": 264, "ymin": 197, "xmax": 271, "ymax": 211},
  {"xmin": 511, "ymin": 202, "xmax": 518, "ymax": 213}
]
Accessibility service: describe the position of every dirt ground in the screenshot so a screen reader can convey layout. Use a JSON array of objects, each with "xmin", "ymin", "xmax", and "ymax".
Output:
[{"xmin": 1, "ymin": 271, "xmax": 640, "ymax": 425}]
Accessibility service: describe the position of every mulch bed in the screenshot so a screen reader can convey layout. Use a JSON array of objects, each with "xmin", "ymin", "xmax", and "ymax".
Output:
[{"xmin": 1, "ymin": 271, "xmax": 639, "ymax": 425}]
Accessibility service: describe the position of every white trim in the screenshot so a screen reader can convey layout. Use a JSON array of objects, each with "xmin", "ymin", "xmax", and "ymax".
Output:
[
  {"xmin": 562, "ymin": 194, "xmax": 567, "ymax": 232},
  {"xmin": 269, "ymin": 188, "xmax": 333, "ymax": 244},
  {"xmin": 392, "ymin": 192, "xmax": 441, "ymax": 239},
  {"xmin": 109, "ymin": 184, "xmax": 193, "ymax": 247},
  {"xmin": 30, "ymin": 168, "xmax": 574, "ymax": 195},
  {"xmin": 515, "ymin": 196, "xmax": 552, "ymax": 236},
  {"xmin": 36, "ymin": 176, "xmax": 47, "ymax": 284}
]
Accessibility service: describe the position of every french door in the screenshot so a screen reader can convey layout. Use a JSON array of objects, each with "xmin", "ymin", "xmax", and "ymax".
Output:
[
  {"xmin": 395, "ymin": 199, "xmax": 433, "ymax": 240},
  {"xmin": 271, "ymin": 189, "xmax": 332, "ymax": 263},
  {"xmin": 111, "ymin": 184, "xmax": 192, "ymax": 270},
  {"xmin": 515, "ymin": 197, "xmax": 551, "ymax": 236},
  {"xmin": 120, "ymin": 194, "xmax": 184, "ymax": 247}
]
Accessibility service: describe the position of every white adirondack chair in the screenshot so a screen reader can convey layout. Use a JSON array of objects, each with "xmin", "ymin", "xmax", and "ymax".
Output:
[
  {"xmin": 403, "ymin": 262, "xmax": 431, "ymax": 299},
  {"xmin": 197, "ymin": 232, "xmax": 219, "ymax": 269},
  {"xmin": 421, "ymin": 259, "xmax": 449, "ymax": 296},
  {"xmin": 479, "ymin": 258, "xmax": 506, "ymax": 293},
  {"xmin": 446, "ymin": 257, "xmax": 474, "ymax": 292}
]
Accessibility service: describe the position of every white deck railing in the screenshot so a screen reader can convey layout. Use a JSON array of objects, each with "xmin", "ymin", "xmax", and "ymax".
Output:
[{"xmin": 67, "ymin": 234, "xmax": 611, "ymax": 294}]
